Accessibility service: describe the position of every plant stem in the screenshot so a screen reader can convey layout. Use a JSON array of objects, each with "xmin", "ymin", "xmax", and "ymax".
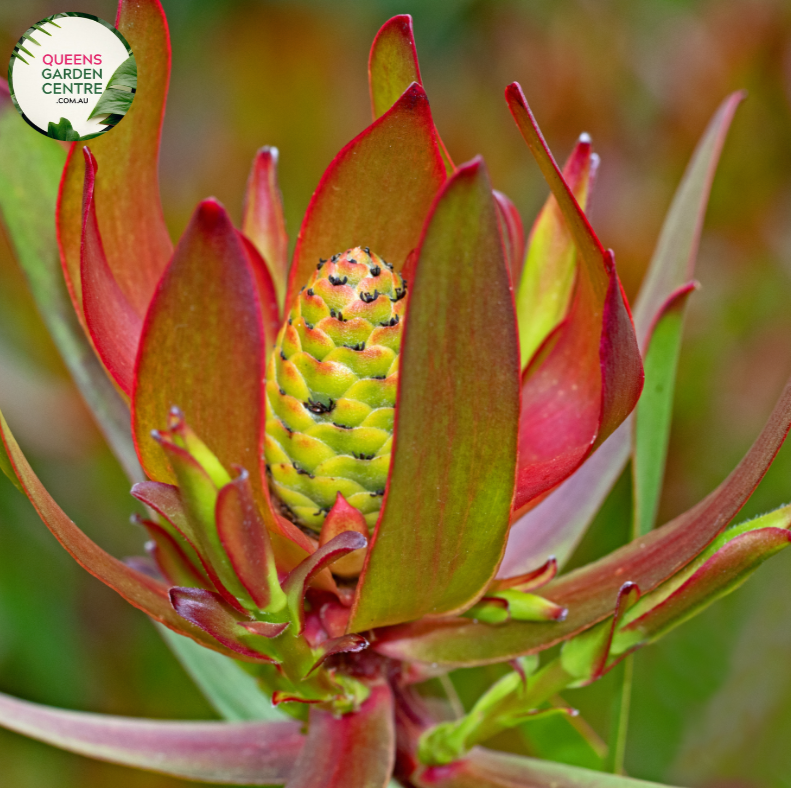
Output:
[{"xmin": 605, "ymin": 654, "xmax": 633, "ymax": 774}]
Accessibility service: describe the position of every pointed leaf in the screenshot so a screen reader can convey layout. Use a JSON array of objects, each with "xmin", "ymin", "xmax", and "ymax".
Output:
[
  {"xmin": 287, "ymin": 83, "xmax": 446, "ymax": 308},
  {"xmin": 368, "ymin": 16, "xmax": 454, "ymax": 171},
  {"xmin": 286, "ymin": 681, "xmax": 395, "ymax": 788},
  {"xmin": 633, "ymin": 283, "xmax": 697, "ymax": 536},
  {"xmin": 374, "ymin": 376, "xmax": 791, "ymax": 665},
  {"xmin": 0, "ymin": 408, "xmax": 228, "ymax": 654},
  {"xmin": 242, "ymin": 147, "xmax": 289, "ymax": 309},
  {"xmin": 630, "ymin": 93, "xmax": 744, "ymax": 535},
  {"xmin": 80, "ymin": 147, "xmax": 142, "ymax": 395},
  {"xmin": 516, "ymin": 134, "xmax": 598, "ymax": 368},
  {"xmin": 616, "ymin": 525, "xmax": 791, "ymax": 651},
  {"xmin": 369, "ymin": 15, "xmax": 422, "ymax": 119},
  {"xmin": 216, "ymin": 470, "xmax": 286, "ymax": 612},
  {"xmin": 506, "ymin": 84, "xmax": 643, "ymax": 512},
  {"xmin": 169, "ymin": 587, "xmax": 275, "ymax": 662},
  {"xmin": 0, "ymin": 691, "xmax": 303, "ymax": 785},
  {"xmin": 319, "ymin": 493, "xmax": 369, "ymax": 577},
  {"xmin": 349, "ymin": 159, "xmax": 520, "ymax": 632},
  {"xmin": 132, "ymin": 199, "xmax": 266, "ymax": 500},
  {"xmin": 494, "ymin": 189, "xmax": 526, "ymax": 284},
  {"xmin": 416, "ymin": 746, "xmax": 664, "ymax": 788},
  {"xmin": 132, "ymin": 481, "xmax": 191, "ymax": 534},
  {"xmin": 0, "ymin": 87, "xmax": 140, "ymax": 481},
  {"xmin": 500, "ymin": 95, "xmax": 743, "ymax": 571},
  {"xmin": 283, "ymin": 532, "xmax": 367, "ymax": 633},
  {"xmin": 139, "ymin": 517, "xmax": 212, "ymax": 588},
  {"xmin": 632, "ymin": 93, "xmax": 744, "ymax": 342},
  {"xmin": 57, "ymin": 0, "xmax": 173, "ymax": 320}
]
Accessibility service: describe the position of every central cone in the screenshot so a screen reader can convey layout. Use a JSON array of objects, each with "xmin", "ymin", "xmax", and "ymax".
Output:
[{"xmin": 264, "ymin": 246, "xmax": 407, "ymax": 532}]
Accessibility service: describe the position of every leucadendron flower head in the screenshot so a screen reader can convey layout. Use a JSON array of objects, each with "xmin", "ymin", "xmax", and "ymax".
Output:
[{"xmin": 1, "ymin": 2, "xmax": 791, "ymax": 787}]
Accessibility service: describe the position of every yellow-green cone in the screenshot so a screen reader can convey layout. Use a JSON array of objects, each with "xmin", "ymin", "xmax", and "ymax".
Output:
[{"xmin": 264, "ymin": 247, "xmax": 407, "ymax": 533}]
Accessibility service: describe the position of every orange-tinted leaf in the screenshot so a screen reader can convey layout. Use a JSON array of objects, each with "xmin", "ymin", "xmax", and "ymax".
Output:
[
  {"xmin": 132, "ymin": 199, "xmax": 266, "ymax": 501},
  {"xmin": 0, "ymin": 408, "xmax": 230, "ymax": 655},
  {"xmin": 368, "ymin": 16, "xmax": 454, "ymax": 171},
  {"xmin": 506, "ymin": 84, "xmax": 642, "ymax": 513},
  {"xmin": 80, "ymin": 147, "xmax": 142, "ymax": 395},
  {"xmin": 369, "ymin": 15, "xmax": 421, "ymax": 120},
  {"xmin": 0, "ymin": 692, "xmax": 305, "ymax": 786},
  {"xmin": 349, "ymin": 160, "xmax": 520, "ymax": 632},
  {"xmin": 242, "ymin": 147, "xmax": 289, "ymax": 310},
  {"xmin": 287, "ymin": 83, "xmax": 446, "ymax": 308},
  {"xmin": 286, "ymin": 682, "xmax": 395, "ymax": 787},
  {"xmin": 57, "ymin": 0, "xmax": 172, "ymax": 321},
  {"xmin": 374, "ymin": 376, "xmax": 791, "ymax": 666}
]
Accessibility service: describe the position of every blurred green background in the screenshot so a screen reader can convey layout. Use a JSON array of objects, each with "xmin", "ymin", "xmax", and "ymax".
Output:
[{"xmin": 1, "ymin": 0, "xmax": 791, "ymax": 785}]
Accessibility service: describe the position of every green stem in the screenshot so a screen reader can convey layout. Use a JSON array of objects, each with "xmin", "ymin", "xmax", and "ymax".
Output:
[
  {"xmin": 605, "ymin": 654, "xmax": 633, "ymax": 774},
  {"xmin": 418, "ymin": 657, "xmax": 576, "ymax": 766}
]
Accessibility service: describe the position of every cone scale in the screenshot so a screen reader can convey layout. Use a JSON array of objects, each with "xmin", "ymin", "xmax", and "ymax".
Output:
[{"xmin": 264, "ymin": 247, "xmax": 406, "ymax": 535}]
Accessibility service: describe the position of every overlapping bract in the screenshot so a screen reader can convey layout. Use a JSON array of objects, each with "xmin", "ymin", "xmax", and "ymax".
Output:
[{"xmin": 0, "ymin": 2, "xmax": 789, "ymax": 788}]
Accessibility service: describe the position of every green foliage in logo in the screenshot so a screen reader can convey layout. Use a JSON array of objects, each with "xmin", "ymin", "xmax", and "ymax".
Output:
[{"xmin": 87, "ymin": 55, "xmax": 137, "ymax": 125}]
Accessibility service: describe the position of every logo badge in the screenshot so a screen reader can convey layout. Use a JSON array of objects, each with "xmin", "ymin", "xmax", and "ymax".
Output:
[{"xmin": 7, "ymin": 13, "xmax": 136, "ymax": 141}]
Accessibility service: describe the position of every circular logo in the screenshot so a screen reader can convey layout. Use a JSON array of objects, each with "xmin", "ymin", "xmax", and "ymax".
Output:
[{"xmin": 7, "ymin": 13, "xmax": 135, "ymax": 141}]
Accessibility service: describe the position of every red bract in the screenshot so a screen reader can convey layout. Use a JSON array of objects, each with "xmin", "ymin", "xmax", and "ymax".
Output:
[{"xmin": 0, "ymin": 2, "xmax": 790, "ymax": 787}]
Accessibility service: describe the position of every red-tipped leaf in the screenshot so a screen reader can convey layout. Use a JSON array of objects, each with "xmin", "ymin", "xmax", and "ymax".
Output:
[
  {"xmin": 57, "ymin": 0, "xmax": 172, "ymax": 322},
  {"xmin": 319, "ymin": 493, "xmax": 369, "ymax": 578},
  {"xmin": 369, "ymin": 15, "xmax": 422, "ymax": 119},
  {"xmin": 215, "ymin": 469, "xmax": 284, "ymax": 612},
  {"xmin": 506, "ymin": 84, "xmax": 642, "ymax": 513},
  {"xmin": 139, "ymin": 517, "xmax": 212, "ymax": 589},
  {"xmin": 349, "ymin": 159, "xmax": 520, "ymax": 632},
  {"xmin": 0, "ymin": 692, "xmax": 304, "ymax": 786},
  {"xmin": 516, "ymin": 134, "xmax": 598, "ymax": 368},
  {"xmin": 283, "ymin": 532, "xmax": 367, "ymax": 634},
  {"xmin": 374, "ymin": 376, "xmax": 791, "ymax": 666},
  {"xmin": 502, "ymin": 96, "xmax": 742, "ymax": 571},
  {"xmin": 242, "ymin": 147, "xmax": 289, "ymax": 309},
  {"xmin": 80, "ymin": 147, "xmax": 142, "ymax": 395},
  {"xmin": 494, "ymin": 189, "xmax": 526, "ymax": 285},
  {"xmin": 169, "ymin": 587, "xmax": 276, "ymax": 663},
  {"xmin": 132, "ymin": 199, "xmax": 267, "ymax": 501},
  {"xmin": 368, "ymin": 16, "xmax": 454, "ymax": 171},
  {"xmin": 287, "ymin": 83, "xmax": 446, "ymax": 309},
  {"xmin": 239, "ymin": 233, "xmax": 281, "ymax": 356},
  {"xmin": 618, "ymin": 527, "xmax": 791, "ymax": 647},
  {"xmin": 286, "ymin": 682, "xmax": 395, "ymax": 788}
]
